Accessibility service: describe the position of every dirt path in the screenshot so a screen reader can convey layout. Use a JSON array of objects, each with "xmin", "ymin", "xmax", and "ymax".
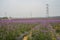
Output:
[
  {"xmin": 23, "ymin": 35, "xmax": 28, "ymax": 40},
  {"xmin": 22, "ymin": 24, "xmax": 41, "ymax": 40}
]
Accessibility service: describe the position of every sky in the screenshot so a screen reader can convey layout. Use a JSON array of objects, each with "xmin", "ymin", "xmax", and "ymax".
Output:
[{"xmin": 0, "ymin": 0, "xmax": 60, "ymax": 18}]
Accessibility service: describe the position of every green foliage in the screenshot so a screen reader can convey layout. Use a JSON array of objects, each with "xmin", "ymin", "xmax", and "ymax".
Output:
[
  {"xmin": 56, "ymin": 30, "xmax": 60, "ymax": 33},
  {"xmin": 0, "ymin": 23, "xmax": 38, "ymax": 40},
  {"xmin": 51, "ymin": 23, "xmax": 60, "ymax": 33},
  {"xmin": 0, "ymin": 22, "xmax": 58, "ymax": 40},
  {"xmin": 31, "ymin": 31, "xmax": 52, "ymax": 40}
]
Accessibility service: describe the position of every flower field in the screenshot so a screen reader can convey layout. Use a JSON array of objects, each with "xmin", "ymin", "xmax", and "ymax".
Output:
[{"xmin": 0, "ymin": 18, "xmax": 60, "ymax": 40}]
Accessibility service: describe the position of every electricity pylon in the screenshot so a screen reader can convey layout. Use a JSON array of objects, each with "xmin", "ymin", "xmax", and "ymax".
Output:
[{"xmin": 46, "ymin": 4, "xmax": 49, "ymax": 18}]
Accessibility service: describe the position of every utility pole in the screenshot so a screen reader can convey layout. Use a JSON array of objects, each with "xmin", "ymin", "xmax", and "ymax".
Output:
[
  {"xmin": 5, "ymin": 12, "xmax": 11, "ymax": 20},
  {"xmin": 5, "ymin": 12, "xmax": 7, "ymax": 17},
  {"xmin": 30, "ymin": 11, "xmax": 32, "ymax": 18}
]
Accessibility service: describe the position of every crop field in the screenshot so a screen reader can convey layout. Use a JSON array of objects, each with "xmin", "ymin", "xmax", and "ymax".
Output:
[
  {"xmin": 0, "ymin": 18, "xmax": 60, "ymax": 40},
  {"xmin": 51, "ymin": 23, "xmax": 60, "ymax": 40}
]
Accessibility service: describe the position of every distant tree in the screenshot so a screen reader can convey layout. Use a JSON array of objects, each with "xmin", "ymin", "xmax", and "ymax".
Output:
[
  {"xmin": 0, "ymin": 17, "xmax": 8, "ymax": 20},
  {"xmin": 2, "ymin": 17, "xmax": 8, "ymax": 19}
]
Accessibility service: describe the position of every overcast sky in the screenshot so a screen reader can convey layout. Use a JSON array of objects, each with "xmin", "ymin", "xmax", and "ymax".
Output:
[{"xmin": 0, "ymin": 0, "xmax": 60, "ymax": 18}]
